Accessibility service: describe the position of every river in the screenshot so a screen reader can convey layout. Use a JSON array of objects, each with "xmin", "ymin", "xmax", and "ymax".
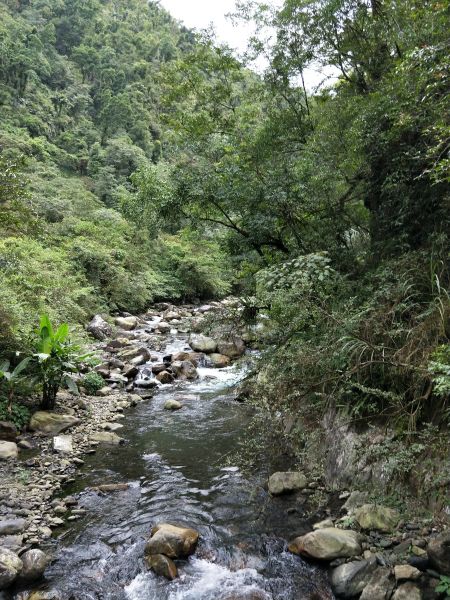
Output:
[{"xmin": 23, "ymin": 330, "xmax": 333, "ymax": 600}]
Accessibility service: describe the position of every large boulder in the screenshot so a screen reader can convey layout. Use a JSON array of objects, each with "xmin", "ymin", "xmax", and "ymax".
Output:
[
  {"xmin": 156, "ymin": 371, "xmax": 174, "ymax": 384},
  {"xmin": 145, "ymin": 523, "xmax": 199, "ymax": 558},
  {"xmin": 178, "ymin": 360, "xmax": 198, "ymax": 380},
  {"xmin": 87, "ymin": 315, "xmax": 112, "ymax": 340},
  {"xmin": 360, "ymin": 567, "xmax": 395, "ymax": 600},
  {"xmin": 331, "ymin": 556, "xmax": 377, "ymax": 598},
  {"xmin": 0, "ymin": 421, "xmax": 17, "ymax": 442},
  {"xmin": 189, "ymin": 334, "xmax": 217, "ymax": 354},
  {"xmin": 428, "ymin": 530, "xmax": 450, "ymax": 574},
  {"xmin": 115, "ymin": 316, "xmax": 138, "ymax": 331},
  {"xmin": 289, "ymin": 528, "xmax": 362, "ymax": 560},
  {"xmin": 145, "ymin": 554, "xmax": 178, "ymax": 580},
  {"xmin": 268, "ymin": 471, "xmax": 307, "ymax": 495},
  {"xmin": 354, "ymin": 504, "xmax": 400, "ymax": 533},
  {"xmin": 0, "ymin": 548, "xmax": 23, "ymax": 590},
  {"xmin": 0, "ymin": 441, "xmax": 18, "ymax": 460},
  {"xmin": 18, "ymin": 549, "xmax": 49, "ymax": 582},
  {"xmin": 29, "ymin": 412, "xmax": 81, "ymax": 436},
  {"xmin": 217, "ymin": 338, "xmax": 245, "ymax": 358}
]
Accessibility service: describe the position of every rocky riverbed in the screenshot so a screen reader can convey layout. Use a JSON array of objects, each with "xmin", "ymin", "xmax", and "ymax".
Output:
[{"xmin": 0, "ymin": 300, "xmax": 449, "ymax": 599}]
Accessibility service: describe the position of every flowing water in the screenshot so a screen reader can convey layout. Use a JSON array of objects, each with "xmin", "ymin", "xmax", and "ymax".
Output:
[{"xmin": 24, "ymin": 330, "xmax": 333, "ymax": 600}]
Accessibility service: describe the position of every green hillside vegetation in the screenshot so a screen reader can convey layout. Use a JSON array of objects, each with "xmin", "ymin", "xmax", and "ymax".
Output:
[{"xmin": 1, "ymin": 0, "xmax": 449, "ymax": 447}]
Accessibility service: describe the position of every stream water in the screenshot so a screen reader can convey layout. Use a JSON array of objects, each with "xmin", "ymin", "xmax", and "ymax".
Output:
[{"xmin": 23, "ymin": 331, "xmax": 333, "ymax": 600}]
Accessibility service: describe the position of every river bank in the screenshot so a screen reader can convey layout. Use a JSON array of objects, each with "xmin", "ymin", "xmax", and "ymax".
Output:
[{"xmin": 0, "ymin": 301, "xmax": 449, "ymax": 599}]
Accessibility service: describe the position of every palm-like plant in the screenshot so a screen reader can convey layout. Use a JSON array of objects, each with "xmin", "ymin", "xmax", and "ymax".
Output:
[
  {"xmin": 34, "ymin": 314, "xmax": 92, "ymax": 410},
  {"xmin": 0, "ymin": 356, "xmax": 31, "ymax": 412}
]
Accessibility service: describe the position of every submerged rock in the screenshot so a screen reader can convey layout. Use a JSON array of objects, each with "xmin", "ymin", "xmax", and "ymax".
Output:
[
  {"xmin": 145, "ymin": 523, "xmax": 199, "ymax": 558},
  {"xmin": 90, "ymin": 432, "xmax": 124, "ymax": 445},
  {"xmin": 29, "ymin": 412, "xmax": 81, "ymax": 436},
  {"xmin": 145, "ymin": 554, "xmax": 178, "ymax": 580},
  {"xmin": 354, "ymin": 504, "xmax": 400, "ymax": 533},
  {"xmin": 268, "ymin": 471, "xmax": 307, "ymax": 495},
  {"xmin": 164, "ymin": 400, "xmax": 182, "ymax": 411},
  {"xmin": 289, "ymin": 528, "xmax": 362, "ymax": 560}
]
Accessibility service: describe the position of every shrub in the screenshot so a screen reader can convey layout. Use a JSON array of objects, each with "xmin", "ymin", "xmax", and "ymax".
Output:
[
  {"xmin": 0, "ymin": 399, "xmax": 30, "ymax": 430},
  {"xmin": 82, "ymin": 371, "xmax": 104, "ymax": 395}
]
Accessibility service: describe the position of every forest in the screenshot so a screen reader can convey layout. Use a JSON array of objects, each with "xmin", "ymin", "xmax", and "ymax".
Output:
[{"xmin": 0, "ymin": 0, "xmax": 449, "ymax": 596}]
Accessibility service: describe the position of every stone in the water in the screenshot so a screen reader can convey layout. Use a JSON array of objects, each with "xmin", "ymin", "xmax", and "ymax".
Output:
[
  {"xmin": 156, "ymin": 370, "xmax": 174, "ymax": 384},
  {"xmin": 331, "ymin": 556, "xmax": 377, "ymax": 598},
  {"xmin": 145, "ymin": 554, "xmax": 178, "ymax": 580},
  {"xmin": 178, "ymin": 360, "xmax": 198, "ymax": 380},
  {"xmin": 93, "ymin": 483, "xmax": 129, "ymax": 493},
  {"xmin": 289, "ymin": 528, "xmax": 362, "ymax": 560},
  {"xmin": 87, "ymin": 315, "xmax": 112, "ymax": 340},
  {"xmin": 189, "ymin": 333, "xmax": 217, "ymax": 354},
  {"xmin": 394, "ymin": 564, "xmax": 421, "ymax": 581},
  {"xmin": 0, "ymin": 440, "xmax": 18, "ymax": 460},
  {"xmin": 156, "ymin": 321, "xmax": 171, "ymax": 333},
  {"xmin": 145, "ymin": 523, "xmax": 199, "ymax": 558},
  {"xmin": 29, "ymin": 412, "xmax": 81, "ymax": 436},
  {"xmin": 268, "ymin": 471, "xmax": 307, "ymax": 495},
  {"xmin": 164, "ymin": 400, "xmax": 182, "ymax": 411},
  {"xmin": 115, "ymin": 316, "xmax": 138, "ymax": 330},
  {"xmin": 18, "ymin": 549, "xmax": 49, "ymax": 582},
  {"xmin": 209, "ymin": 353, "xmax": 231, "ymax": 368},
  {"xmin": 0, "ymin": 421, "xmax": 17, "ymax": 442},
  {"xmin": 90, "ymin": 432, "xmax": 124, "ymax": 445},
  {"xmin": 392, "ymin": 582, "xmax": 422, "ymax": 600},
  {"xmin": 52, "ymin": 434, "xmax": 73, "ymax": 454},
  {"xmin": 0, "ymin": 519, "xmax": 27, "ymax": 535},
  {"xmin": 0, "ymin": 548, "xmax": 23, "ymax": 590},
  {"xmin": 354, "ymin": 504, "xmax": 400, "ymax": 533},
  {"xmin": 360, "ymin": 567, "xmax": 395, "ymax": 600}
]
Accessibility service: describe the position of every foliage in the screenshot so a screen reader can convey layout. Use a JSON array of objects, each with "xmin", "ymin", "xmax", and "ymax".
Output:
[
  {"xmin": 0, "ymin": 399, "xmax": 30, "ymax": 431},
  {"xmin": 436, "ymin": 576, "xmax": 450, "ymax": 597},
  {"xmin": 0, "ymin": 356, "xmax": 32, "ymax": 411},
  {"xmin": 82, "ymin": 371, "xmax": 104, "ymax": 395},
  {"xmin": 33, "ymin": 314, "xmax": 92, "ymax": 410}
]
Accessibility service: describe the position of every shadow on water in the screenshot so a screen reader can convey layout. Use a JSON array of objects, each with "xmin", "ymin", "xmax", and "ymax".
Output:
[{"xmin": 18, "ymin": 335, "xmax": 334, "ymax": 600}]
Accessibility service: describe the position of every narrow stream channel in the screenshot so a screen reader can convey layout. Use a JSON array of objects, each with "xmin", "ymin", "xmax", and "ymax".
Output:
[{"xmin": 24, "ymin": 331, "xmax": 333, "ymax": 600}]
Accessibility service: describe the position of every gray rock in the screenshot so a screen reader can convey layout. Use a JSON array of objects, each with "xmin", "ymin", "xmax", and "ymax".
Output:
[
  {"xmin": 331, "ymin": 556, "xmax": 377, "ymax": 597},
  {"xmin": 87, "ymin": 315, "xmax": 112, "ymax": 340},
  {"xmin": 289, "ymin": 528, "xmax": 362, "ymax": 560},
  {"xmin": 0, "ymin": 519, "xmax": 27, "ymax": 535},
  {"xmin": 29, "ymin": 412, "xmax": 81, "ymax": 436},
  {"xmin": 360, "ymin": 567, "xmax": 395, "ymax": 600},
  {"xmin": 354, "ymin": 504, "xmax": 400, "ymax": 533},
  {"xmin": 343, "ymin": 490, "xmax": 369, "ymax": 513},
  {"xmin": 90, "ymin": 432, "xmax": 124, "ymax": 445},
  {"xmin": 0, "ymin": 548, "xmax": 22, "ymax": 590},
  {"xmin": 313, "ymin": 519, "xmax": 334, "ymax": 530},
  {"xmin": 52, "ymin": 435, "xmax": 73, "ymax": 454},
  {"xmin": 155, "ymin": 321, "xmax": 171, "ymax": 333},
  {"xmin": 0, "ymin": 441, "xmax": 18, "ymax": 460},
  {"xmin": 394, "ymin": 564, "xmax": 421, "ymax": 581},
  {"xmin": 217, "ymin": 338, "xmax": 245, "ymax": 358},
  {"xmin": 19, "ymin": 549, "xmax": 49, "ymax": 582},
  {"xmin": 178, "ymin": 360, "xmax": 198, "ymax": 380},
  {"xmin": 189, "ymin": 334, "xmax": 217, "ymax": 354},
  {"xmin": 115, "ymin": 316, "xmax": 138, "ymax": 330},
  {"xmin": 428, "ymin": 530, "xmax": 450, "ymax": 575},
  {"xmin": 268, "ymin": 471, "xmax": 307, "ymax": 495},
  {"xmin": 209, "ymin": 353, "xmax": 231, "ymax": 368},
  {"xmin": 392, "ymin": 582, "xmax": 422, "ymax": 600},
  {"xmin": 0, "ymin": 421, "xmax": 17, "ymax": 442}
]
